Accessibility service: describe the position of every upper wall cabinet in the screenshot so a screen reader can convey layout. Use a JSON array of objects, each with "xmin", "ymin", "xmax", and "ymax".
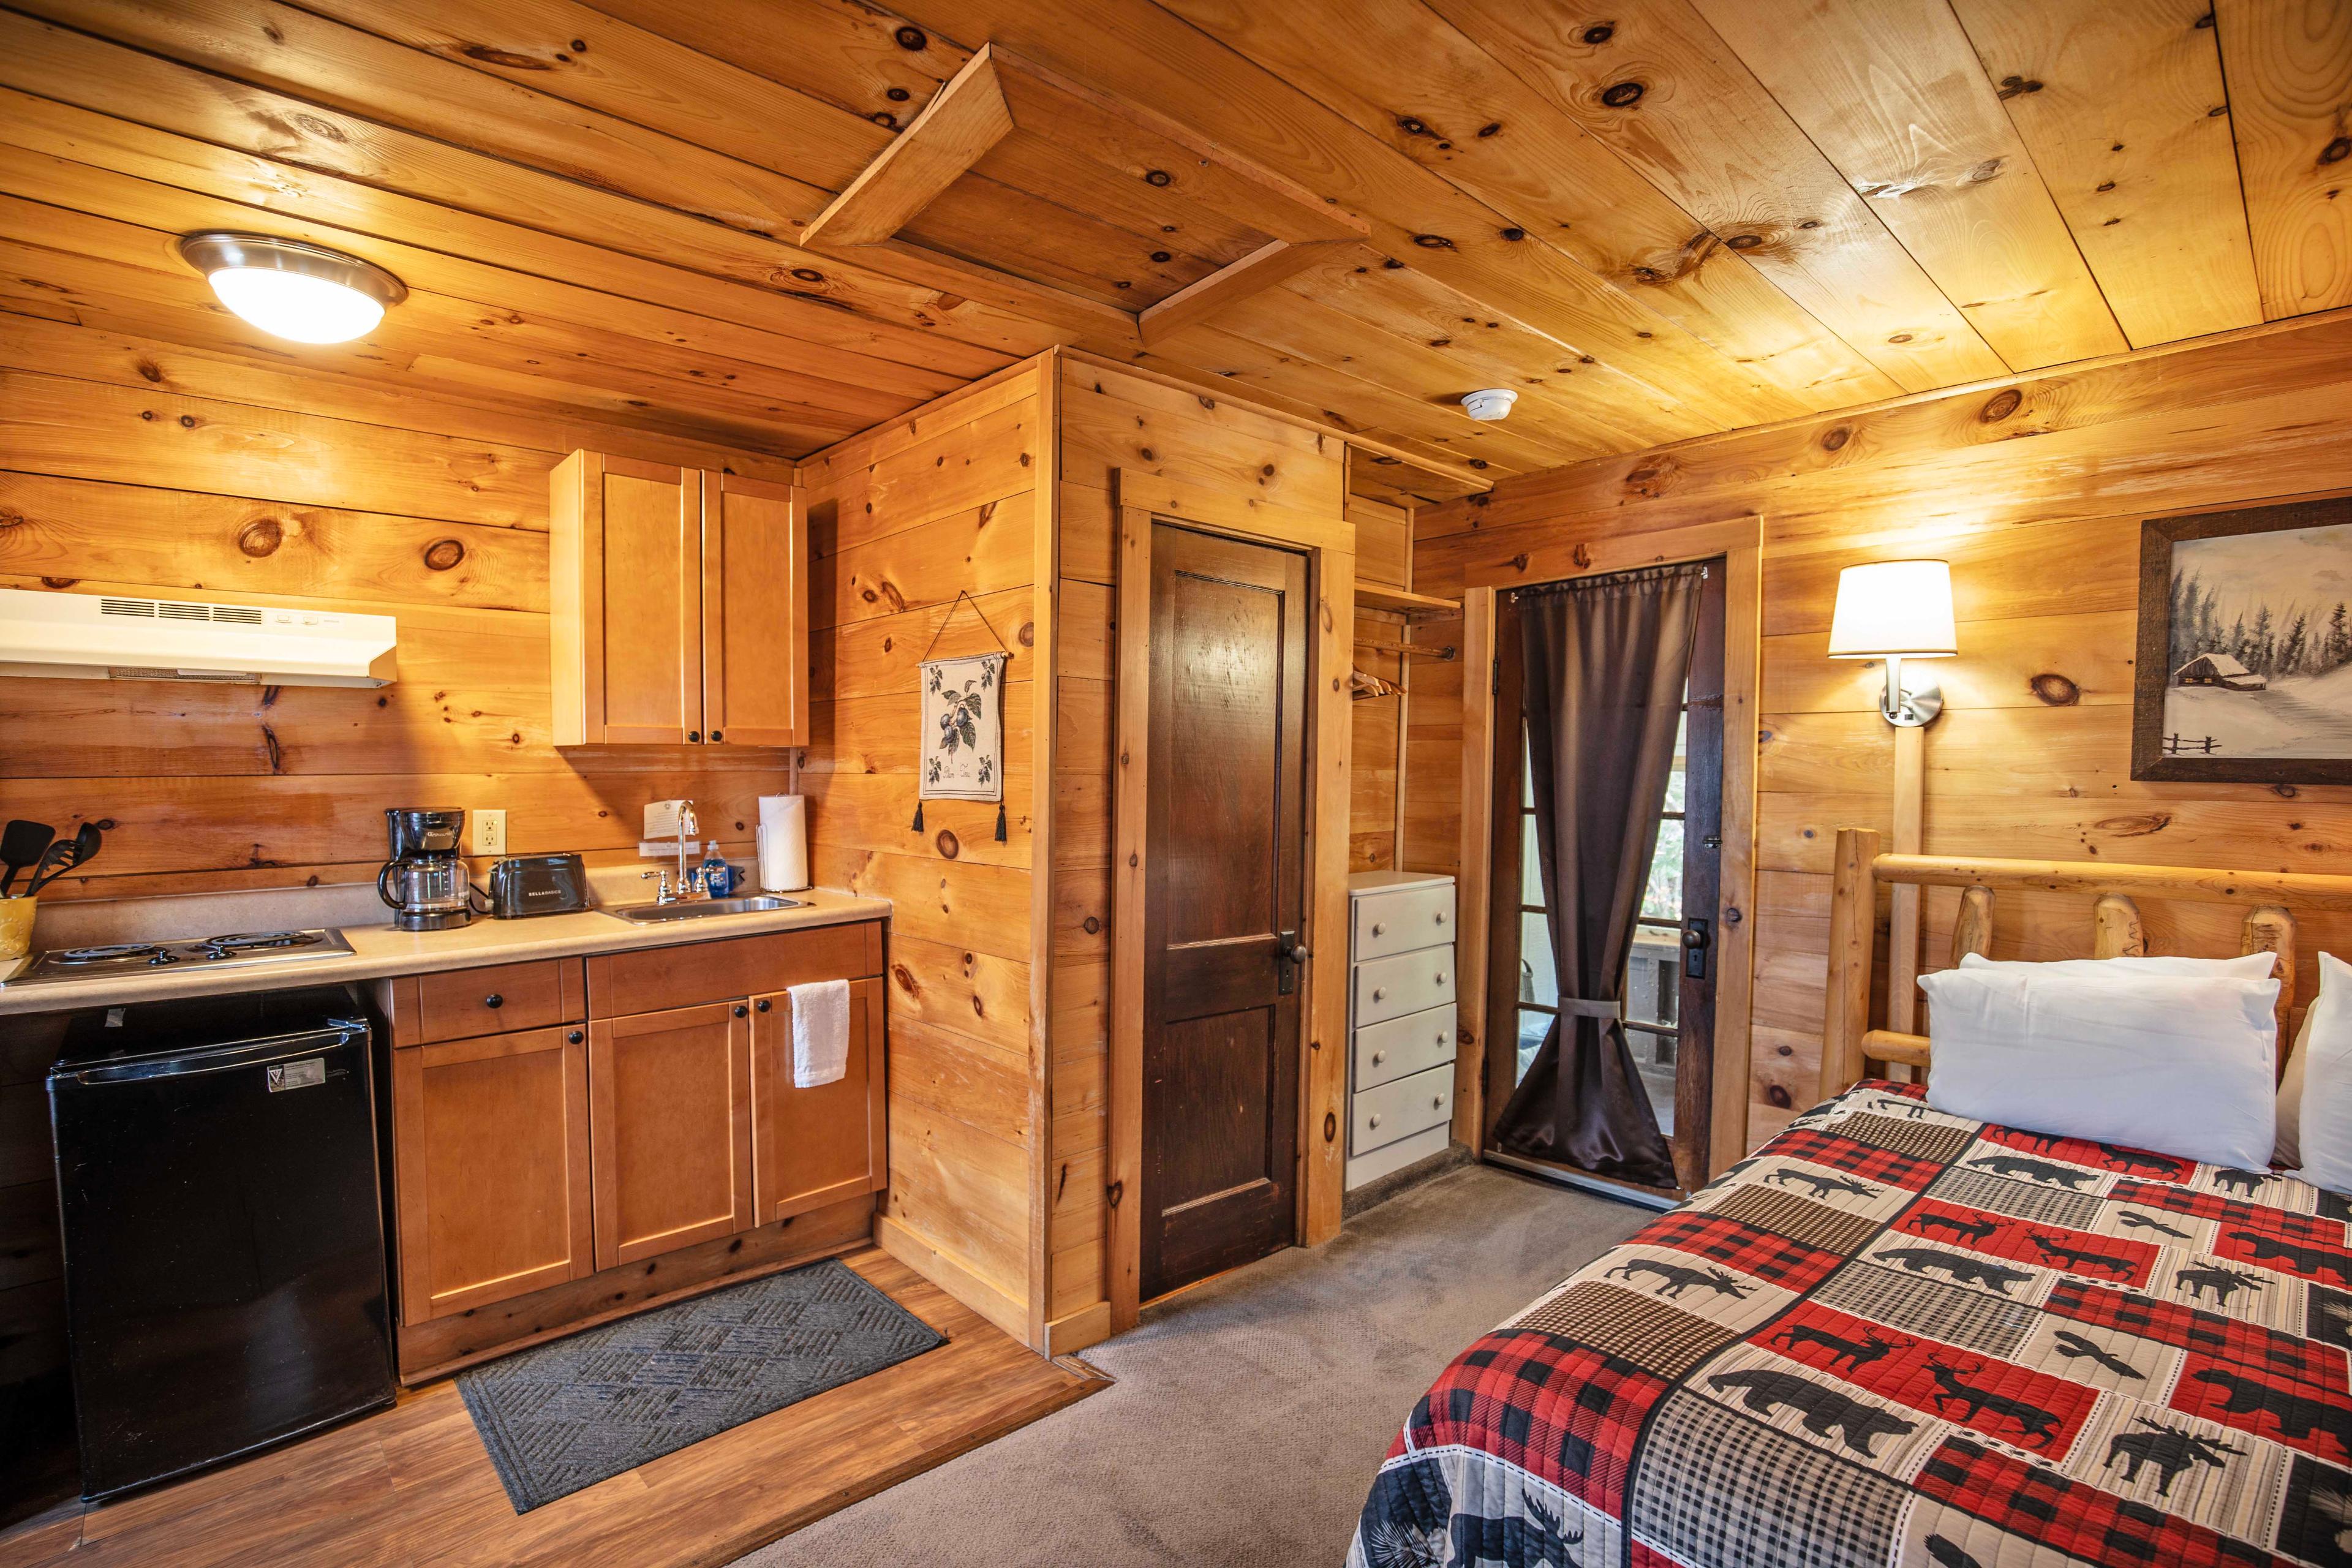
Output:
[{"xmin": 549, "ymin": 452, "xmax": 807, "ymax": 747}]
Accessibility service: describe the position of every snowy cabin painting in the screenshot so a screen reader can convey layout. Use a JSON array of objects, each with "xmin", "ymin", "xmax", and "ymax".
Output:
[{"xmin": 2135, "ymin": 499, "xmax": 2352, "ymax": 783}]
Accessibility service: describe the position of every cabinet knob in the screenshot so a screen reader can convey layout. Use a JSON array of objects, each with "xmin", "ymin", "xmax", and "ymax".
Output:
[
  {"xmin": 1369, "ymin": 1113, "xmax": 1382, "ymax": 1128},
  {"xmin": 1436, "ymin": 972, "xmax": 1449, "ymax": 986},
  {"xmin": 1437, "ymin": 1030, "xmax": 1448, "ymax": 1044},
  {"xmin": 568, "ymin": 1030, "xmax": 584, "ymax": 1044},
  {"xmin": 1373, "ymin": 1050, "xmax": 1387, "ymax": 1065},
  {"xmin": 1372, "ymin": 921, "xmax": 1387, "ymax": 937},
  {"xmin": 710, "ymin": 729, "xmax": 724, "ymax": 742},
  {"xmin": 688, "ymin": 730, "xmax": 703, "ymax": 743},
  {"xmin": 1434, "ymin": 911, "xmax": 1446, "ymax": 924},
  {"xmin": 1433, "ymin": 1093, "xmax": 1446, "ymax": 1108},
  {"xmin": 1373, "ymin": 987, "xmax": 1387, "ymax": 1001},
  {"xmin": 733, "ymin": 1003, "xmax": 750, "ymax": 1018},
  {"xmin": 755, "ymin": 998, "xmax": 771, "ymax": 1013},
  {"xmin": 483, "ymin": 993, "xmax": 503, "ymax": 1009}
]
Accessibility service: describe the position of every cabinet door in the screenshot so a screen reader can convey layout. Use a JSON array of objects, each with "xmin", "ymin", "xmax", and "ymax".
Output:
[
  {"xmin": 390, "ymin": 1027, "xmax": 593, "ymax": 1324},
  {"xmin": 551, "ymin": 451, "xmax": 701, "ymax": 744},
  {"xmin": 589, "ymin": 1002, "xmax": 755, "ymax": 1268},
  {"xmin": 701, "ymin": 470, "xmax": 807, "ymax": 747},
  {"xmin": 748, "ymin": 978, "xmax": 886, "ymax": 1223}
]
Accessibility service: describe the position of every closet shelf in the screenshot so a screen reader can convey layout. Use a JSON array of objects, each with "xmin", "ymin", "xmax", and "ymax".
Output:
[{"xmin": 1354, "ymin": 584, "xmax": 1461, "ymax": 619}]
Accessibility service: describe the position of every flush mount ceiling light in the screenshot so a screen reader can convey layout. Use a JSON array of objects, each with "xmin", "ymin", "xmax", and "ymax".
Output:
[{"xmin": 177, "ymin": 232, "xmax": 405, "ymax": 344}]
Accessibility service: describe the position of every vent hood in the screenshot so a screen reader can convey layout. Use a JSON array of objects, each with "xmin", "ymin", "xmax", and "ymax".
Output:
[{"xmin": 0, "ymin": 589, "xmax": 398, "ymax": 687}]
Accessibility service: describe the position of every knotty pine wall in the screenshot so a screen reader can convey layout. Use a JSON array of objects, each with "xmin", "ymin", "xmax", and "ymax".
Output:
[
  {"xmin": 1404, "ymin": 311, "xmax": 2352, "ymax": 1152},
  {"xmin": 794, "ymin": 361, "xmax": 1054, "ymax": 1345},
  {"xmin": 1348, "ymin": 492, "xmax": 1415, "ymax": 873},
  {"xmin": 0, "ymin": 311, "xmax": 797, "ymax": 1506}
]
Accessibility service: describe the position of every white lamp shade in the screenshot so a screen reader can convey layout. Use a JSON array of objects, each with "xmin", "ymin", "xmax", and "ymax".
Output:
[
  {"xmin": 207, "ymin": 268, "xmax": 387, "ymax": 344},
  {"xmin": 1827, "ymin": 559, "xmax": 1956, "ymax": 659}
]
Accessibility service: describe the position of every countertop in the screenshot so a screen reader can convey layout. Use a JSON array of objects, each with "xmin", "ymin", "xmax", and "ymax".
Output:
[{"xmin": 0, "ymin": 887, "xmax": 891, "ymax": 1017}]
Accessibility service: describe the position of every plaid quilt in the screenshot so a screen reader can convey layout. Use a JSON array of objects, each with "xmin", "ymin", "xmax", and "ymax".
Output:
[{"xmin": 1350, "ymin": 1082, "xmax": 2352, "ymax": 1568}]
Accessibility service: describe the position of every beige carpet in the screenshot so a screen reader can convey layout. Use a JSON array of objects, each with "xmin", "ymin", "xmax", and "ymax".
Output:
[{"xmin": 734, "ymin": 1163, "xmax": 1651, "ymax": 1568}]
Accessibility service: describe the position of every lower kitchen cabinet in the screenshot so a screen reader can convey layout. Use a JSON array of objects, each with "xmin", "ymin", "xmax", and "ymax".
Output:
[
  {"xmin": 388, "ymin": 1025, "xmax": 595, "ymax": 1325},
  {"xmin": 749, "ymin": 978, "xmax": 886, "ymax": 1223},
  {"xmin": 589, "ymin": 1001, "xmax": 756, "ymax": 1269}
]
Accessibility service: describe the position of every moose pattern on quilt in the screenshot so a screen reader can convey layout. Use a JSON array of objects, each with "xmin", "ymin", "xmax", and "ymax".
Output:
[{"xmin": 1351, "ymin": 1082, "xmax": 2352, "ymax": 1568}]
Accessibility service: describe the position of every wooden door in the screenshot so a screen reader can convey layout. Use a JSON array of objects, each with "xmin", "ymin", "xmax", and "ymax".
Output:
[
  {"xmin": 551, "ymin": 452, "xmax": 701, "ymax": 745},
  {"xmin": 747, "ymin": 978, "xmax": 886, "ymax": 1223},
  {"xmin": 389, "ymin": 1027, "xmax": 593, "ymax": 1324},
  {"xmin": 702, "ymin": 470, "xmax": 807, "ymax": 747},
  {"xmin": 589, "ymin": 1002, "xmax": 755, "ymax": 1268},
  {"xmin": 1140, "ymin": 524, "xmax": 1309, "ymax": 1300}
]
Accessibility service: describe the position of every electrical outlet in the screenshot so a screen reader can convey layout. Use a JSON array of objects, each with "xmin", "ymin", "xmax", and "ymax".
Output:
[{"xmin": 473, "ymin": 809, "xmax": 507, "ymax": 858}]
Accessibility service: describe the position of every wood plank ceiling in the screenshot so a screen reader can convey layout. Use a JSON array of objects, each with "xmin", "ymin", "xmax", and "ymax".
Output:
[{"xmin": 4, "ymin": 0, "xmax": 2345, "ymax": 503}]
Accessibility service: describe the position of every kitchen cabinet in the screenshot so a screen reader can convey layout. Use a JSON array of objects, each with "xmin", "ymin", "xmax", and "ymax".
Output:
[
  {"xmin": 589, "ymin": 1001, "xmax": 756, "ymax": 1269},
  {"xmin": 388, "ymin": 1025, "xmax": 594, "ymax": 1325},
  {"xmin": 548, "ymin": 451, "xmax": 806, "ymax": 748},
  {"xmin": 749, "ymin": 978, "xmax": 886, "ymax": 1223}
]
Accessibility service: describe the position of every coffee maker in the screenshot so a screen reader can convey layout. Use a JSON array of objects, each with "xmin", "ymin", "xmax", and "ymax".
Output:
[{"xmin": 379, "ymin": 808, "xmax": 470, "ymax": 932}]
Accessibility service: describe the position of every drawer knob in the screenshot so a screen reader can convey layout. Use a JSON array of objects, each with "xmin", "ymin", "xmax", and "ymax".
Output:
[
  {"xmin": 1373, "ymin": 987, "xmax": 1387, "ymax": 1001},
  {"xmin": 1373, "ymin": 1050, "xmax": 1387, "ymax": 1065},
  {"xmin": 1435, "ymin": 911, "xmax": 1446, "ymax": 924},
  {"xmin": 568, "ymin": 1030, "xmax": 584, "ymax": 1044},
  {"xmin": 734, "ymin": 1004, "xmax": 750, "ymax": 1019},
  {"xmin": 1433, "ymin": 1093, "xmax": 1445, "ymax": 1108},
  {"xmin": 483, "ymin": 993, "xmax": 503, "ymax": 1009},
  {"xmin": 1436, "ymin": 971, "xmax": 1448, "ymax": 985},
  {"xmin": 1372, "ymin": 921, "xmax": 1387, "ymax": 937},
  {"xmin": 1436, "ymin": 1030, "xmax": 1448, "ymax": 1044},
  {"xmin": 755, "ymin": 998, "xmax": 772, "ymax": 1013},
  {"xmin": 1369, "ymin": 1113, "xmax": 1383, "ymax": 1128}
]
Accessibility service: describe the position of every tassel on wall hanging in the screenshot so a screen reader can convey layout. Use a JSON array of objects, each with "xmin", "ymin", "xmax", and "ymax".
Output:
[{"xmin": 912, "ymin": 590, "xmax": 1010, "ymax": 843}]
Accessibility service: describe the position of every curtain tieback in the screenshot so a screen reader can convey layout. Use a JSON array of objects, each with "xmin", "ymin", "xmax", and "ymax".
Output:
[{"xmin": 1556, "ymin": 998, "xmax": 1620, "ymax": 1019}]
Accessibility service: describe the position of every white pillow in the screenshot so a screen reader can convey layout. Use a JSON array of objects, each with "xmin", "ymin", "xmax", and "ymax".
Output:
[
  {"xmin": 2278, "ymin": 997, "xmax": 2318, "ymax": 1168},
  {"xmin": 1959, "ymin": 951, "xmax": 2278, "ymax": 979},
  {"xmin": 2288, "ymin": 952, "xmax": 2352, "ymax": 1193},
  {"xmin": 1917, "ymin": 967, "xmax": 2280, "ymax": 1168}
]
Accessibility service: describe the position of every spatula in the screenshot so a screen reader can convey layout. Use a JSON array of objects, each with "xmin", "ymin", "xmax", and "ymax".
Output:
[
  {"xmin": 25, "ymin": 822, "xmax": 100, "ymax": 897},
  {"xmin": 0, "ymin": 820, "xmax": 53, "ymax": 896}
]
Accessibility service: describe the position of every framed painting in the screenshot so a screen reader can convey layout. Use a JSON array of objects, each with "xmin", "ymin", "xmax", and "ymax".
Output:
[{"xmin": 2133, "ymin": 495, "xmax": 2352, "ymax": 783}]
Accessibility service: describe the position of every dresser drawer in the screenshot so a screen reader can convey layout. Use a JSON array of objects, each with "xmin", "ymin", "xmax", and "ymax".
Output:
[
  {"xmin": 1352, "ymin": 1061, "xmax": 1453, "ymax": 1155},
  {"xmin": 383, "ymin": 959, "xmax": 583, "ymax": 1046},
  {"xmin": 1352, "ymin": 883, "xmax": 1455, "ymax": 960},
  {"xmin": 1353, "ymin": 946, "xmax": 1455, "ymax": 1027},
  {"xmin": 1354, "ymin": 1002, "xmax": 1456, "ymax": 1091}
]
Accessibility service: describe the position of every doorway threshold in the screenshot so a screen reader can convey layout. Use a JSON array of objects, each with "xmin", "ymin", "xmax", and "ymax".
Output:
[{"xmin": 1483, "ymin": 1150, "xmax": 1682, "ymax": 1212}]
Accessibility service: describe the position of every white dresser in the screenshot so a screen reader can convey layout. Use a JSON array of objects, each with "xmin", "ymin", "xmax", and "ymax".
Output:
[{"xmin": 1346, "ymin": 870, "xmax": 1459, "ymax": 1189}]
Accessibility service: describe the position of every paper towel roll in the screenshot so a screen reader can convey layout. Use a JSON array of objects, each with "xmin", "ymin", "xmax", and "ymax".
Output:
[{"xmin": 757, "ymin": 796, "xmax": 809, "ymax": 892}]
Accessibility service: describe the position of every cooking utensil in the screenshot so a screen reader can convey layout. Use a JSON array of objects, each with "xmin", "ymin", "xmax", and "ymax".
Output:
[
  {"xmin": 26, "ymin": 822, "xmax": 101, "ymax": 897},
  {"xmin": 0, "ymin": 820, "xmax": 53, "ymax": 895}
]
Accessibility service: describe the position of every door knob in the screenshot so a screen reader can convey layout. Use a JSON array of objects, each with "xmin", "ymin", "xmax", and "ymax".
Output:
[{"xmin": 1276, "ymin": 929, "xmax": 1307, "ymax": 995}]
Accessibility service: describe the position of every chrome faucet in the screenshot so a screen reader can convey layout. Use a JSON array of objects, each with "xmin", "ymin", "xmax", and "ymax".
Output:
[{"xmin": 674, "ymin": 801, "xmax": 704, "ymax": 902}]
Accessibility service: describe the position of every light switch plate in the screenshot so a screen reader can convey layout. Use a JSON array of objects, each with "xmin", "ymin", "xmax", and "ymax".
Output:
[{"xmin": 473, "ymin": 809, "xmax": 507, "ymax": 858}]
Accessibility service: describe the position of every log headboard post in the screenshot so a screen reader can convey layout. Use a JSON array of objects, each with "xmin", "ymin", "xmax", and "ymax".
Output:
[{"xmin": 1819, "ymin": 827, "xmax": 1882, "ymax": 1101}]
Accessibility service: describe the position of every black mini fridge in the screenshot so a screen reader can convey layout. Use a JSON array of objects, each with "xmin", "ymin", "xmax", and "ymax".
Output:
[{"xmin": 47, "ymin": 986, "xmax": 396, "ymax": 1501}]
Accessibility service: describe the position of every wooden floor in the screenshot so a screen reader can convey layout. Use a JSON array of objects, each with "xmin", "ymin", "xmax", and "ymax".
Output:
[{"xmin": 0, "ymin": 1250, "xmax": 1107, "ymax": 1568}]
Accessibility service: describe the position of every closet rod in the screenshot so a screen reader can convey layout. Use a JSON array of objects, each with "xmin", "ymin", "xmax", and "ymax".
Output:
[{"xmin": 1354, "ymin": 638, "xmax": 1456, "ymax": 660}]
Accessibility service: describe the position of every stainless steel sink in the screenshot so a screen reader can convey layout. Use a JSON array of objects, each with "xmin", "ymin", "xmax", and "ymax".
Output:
[{"xmin": 605, "ymin": 894, "xmax": 804, "ymax": 923}]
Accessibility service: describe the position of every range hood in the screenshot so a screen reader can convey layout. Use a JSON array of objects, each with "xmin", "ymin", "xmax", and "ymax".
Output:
[{"xmin": 0, "ymin": 588, "xmax": 398, "ymax": 687}]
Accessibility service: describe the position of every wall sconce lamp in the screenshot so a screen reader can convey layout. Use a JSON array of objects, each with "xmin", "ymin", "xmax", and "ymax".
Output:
[
  {"xmin": 178, "ymin": 233, "xmax": 406, "ymax": 345},
  {"xmin": 1828, "ymin": 559, "xmax": 1956, "ymax": 727}
]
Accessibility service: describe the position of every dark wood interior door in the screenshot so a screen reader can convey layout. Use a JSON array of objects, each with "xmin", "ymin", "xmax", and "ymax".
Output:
[{"xmin": 1140, "ymin": 523, "xmax": 1309, "ymax": 1300}]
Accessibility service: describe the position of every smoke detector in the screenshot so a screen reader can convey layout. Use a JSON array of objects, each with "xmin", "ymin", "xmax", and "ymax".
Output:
[{"xmin": 1461, "ymin": 387, "xmax": 1518, "ymax": 421}]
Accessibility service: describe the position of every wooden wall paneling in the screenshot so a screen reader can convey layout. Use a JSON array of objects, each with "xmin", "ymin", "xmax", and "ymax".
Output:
[
  {"xmin": 1947, "ymin": 0, "xmax": 2264, "ymax": 347},
  {"xmin": 2215, "ymin": 0, "xmax": 2352, "ymax": 318},
  {"xmin": 1026, "ymin": 350, "xmax": 1061, "ymax": 1350},
  {"xmin": 1685, "ymin": 0, "xmax": 2127, "ymax": 369},
  {"xmin": 1423, "ymin": 0, "xmax": 2007, "ymax": 395},
  {"xmin": 1448, "ymin": 587, "xmax": 1497, "ymax": 1146},
  {"xmin": 1408, "ymin": 313, "xmax": 2352, "ymax": 1152}
]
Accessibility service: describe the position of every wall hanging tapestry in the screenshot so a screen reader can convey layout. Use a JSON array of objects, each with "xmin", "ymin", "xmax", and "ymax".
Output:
[
  {"xmin": 914, "ymin": 589, "xmax": 1009, "ymax": 841},
  {"xmin": 2133, "ymin": 495, "xmax": 2352, "ymax": 784}
]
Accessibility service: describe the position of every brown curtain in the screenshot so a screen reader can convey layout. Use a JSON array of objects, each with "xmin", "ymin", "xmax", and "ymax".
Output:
[{"xmin": 1491, "ymin": 563, "xmax": 1706, "ymax": 1186}]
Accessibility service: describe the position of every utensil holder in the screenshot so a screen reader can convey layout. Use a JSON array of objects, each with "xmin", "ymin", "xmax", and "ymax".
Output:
[{"xmin": 0, "ymin": 895, "xmax": 34, "ymax": 962}]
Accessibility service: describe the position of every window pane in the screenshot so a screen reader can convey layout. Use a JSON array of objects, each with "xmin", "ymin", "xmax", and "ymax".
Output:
[
  {"xmin": 1521, "ymin": 722, "xmax": 1534, "ymax": 809},
  {"xmin": 1642, "ymin": 816, "xmax": 1684, "ymax": 921},
  {"xmin": 1627, "ymin": 1023, "xmax": 1677, "ymax": 1136},
  {"xmin": 1662, "ymin": 764, "xmax": 1686, "ymax": 815},
  {"xmin": 1519, "ymin": 911, "xmax": 1558, "ymax": 1008},
  {"xmin": 1625, "ymin": 930, "xmax": 1681, "ymax": 1029},
  {"xmin": 1515, "ymin": 1008, "xmax": 1551, "ymax": 1085},
  {"xmin": 1521, "ymin": 812, "xmax": 1544, "ymax": 906}
]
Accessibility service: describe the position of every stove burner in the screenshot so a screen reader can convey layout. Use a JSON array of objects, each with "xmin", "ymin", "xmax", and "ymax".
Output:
[
  {"xmin": 200, "ymin": 931, "xmax": 325, "ymax": 954},
  {"xmin": 53, "ymin": 943, "xmax": 167, "ymax": 965}
]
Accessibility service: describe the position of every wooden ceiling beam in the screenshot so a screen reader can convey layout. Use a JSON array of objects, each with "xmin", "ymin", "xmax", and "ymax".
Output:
[
  {"xmin": 1139, "ymin": 239, "xmax": 1362, "ymax": 347},
  {"xmin": 805, "ymin": 46, "xmax": 1014, "ymax": 248}
]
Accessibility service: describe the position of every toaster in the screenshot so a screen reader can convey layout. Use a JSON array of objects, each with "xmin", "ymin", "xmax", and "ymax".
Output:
[{"xmin": 481, "ymin": 853, "xmax": 590, "ymax": 919}]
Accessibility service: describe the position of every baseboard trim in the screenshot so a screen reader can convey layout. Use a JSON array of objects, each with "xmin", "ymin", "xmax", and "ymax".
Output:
[
  {"xmin": 1042, "ymin": 1301, "xmax": 1112, "ymax": 1357},
  {"xmin": 873, "ymin": 1214, "xmax": 1031, "ymax": 1346},
  {"xmin": 1343, "ymin": 1139, "xmax": 1473, "ymax": 1219}
]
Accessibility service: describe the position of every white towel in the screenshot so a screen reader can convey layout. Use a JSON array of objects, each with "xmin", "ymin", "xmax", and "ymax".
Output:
[{"xmin": 790, "ymin": 978, "xmax": 851, "ymax": 1088}]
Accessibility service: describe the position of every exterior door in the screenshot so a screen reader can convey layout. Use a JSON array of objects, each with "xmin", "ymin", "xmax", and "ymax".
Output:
[
  {"xmin": 1140, "ymin": 524, "xmax": 1309, "ymax": 1300},
  {"xmin": 702, "ymin": 471, "xmax": 807, "ymax": 747},
  {"xmin": 588, "ymin": 1001, "xmax": 755, "ymax": 1268}
]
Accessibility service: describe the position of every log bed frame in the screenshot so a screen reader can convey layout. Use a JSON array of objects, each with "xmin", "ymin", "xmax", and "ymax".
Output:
[{"xmin": 1816, "ymin": 826, "xmax": 2342, "ymax": 1099}]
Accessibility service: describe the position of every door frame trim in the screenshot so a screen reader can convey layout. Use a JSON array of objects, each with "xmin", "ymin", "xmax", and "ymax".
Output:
[
  {"xmin": 1106, "ymin": 468, "xmax": 1355, "ymax": 1333},
  {"xmin": 1454, "ymin": 514, "xmax": 1763, "ymax": 1182}
]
